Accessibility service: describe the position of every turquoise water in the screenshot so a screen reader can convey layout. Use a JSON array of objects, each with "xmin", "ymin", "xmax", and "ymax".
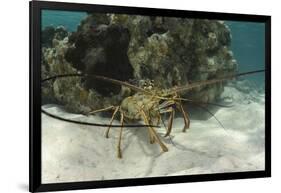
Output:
[
  {"xmin": 226, "ymin": 21, "xmax": 265, "ymax": 84},
  {"xmin": 41, "ymin": 10, "xmax": 265, "ymax": 84},
  {"xmin": 42, "ymin": 10, "xmax": 87, "ymax": 32}
]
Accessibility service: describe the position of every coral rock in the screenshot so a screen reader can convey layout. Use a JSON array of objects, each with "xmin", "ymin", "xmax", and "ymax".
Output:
[{"xmin": 42, "ymin": 13, "xmax": 238, "ymax": 113}]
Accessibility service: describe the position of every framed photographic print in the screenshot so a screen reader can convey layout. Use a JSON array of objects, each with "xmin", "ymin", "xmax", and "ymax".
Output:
[{"xmin": 29, "ymin": 0, "xmax": 271, "ymax": 192}]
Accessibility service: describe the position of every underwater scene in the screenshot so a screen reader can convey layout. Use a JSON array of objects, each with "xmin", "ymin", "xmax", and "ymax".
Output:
[{"xmin": 41, "ymin": 10, "xmax": 265, "ymax": 183}]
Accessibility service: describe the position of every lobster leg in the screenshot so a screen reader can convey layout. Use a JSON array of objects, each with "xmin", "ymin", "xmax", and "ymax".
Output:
[
  {"xmin": 158, "ymin": 101, "xmax": 175, "ymax": 137},
  {"xmin": 178, "ymin": 103, "xmax": 190, "ymax": 132},
  {"xmin": 117, "ymin": 112, "xmax": 124, "ymax": 159},
  {"xmin": 105, "ymin": 106, "xmax": 120, "ymax": 138},
  {"xmin": 164, "ymin": 108, "xmax": 175, "ymax": 137},
  {"xmin": 85, "ymin": 105, "xmax": 121, "ymax": 138},
  {"xmin": 141, "ymin": 110, "xmax": 168, "ymax": 152},
  {"xmin": 138, "ymin": 106, "xmax": 155, "ymax": 144},
  {"xmin": 144, "ymin": 117, "xmax": 155, "ymax": 144},
  {"xmin": 148, "ymin": 128, "xmax": 155, "ymax": 144},
  {"xmin": 87, "ymin": 105, "xmax": 115, "ymax": 115}
]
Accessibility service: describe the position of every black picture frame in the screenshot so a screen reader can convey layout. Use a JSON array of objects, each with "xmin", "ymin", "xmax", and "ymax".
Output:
[{"xmin": 30, "ymin": 1, "xmax": 271, "ymax": 192}]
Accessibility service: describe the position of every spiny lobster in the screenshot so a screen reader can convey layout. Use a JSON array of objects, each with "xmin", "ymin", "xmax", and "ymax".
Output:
[{"xmin": 42, "ymin": 69, "xmax": 264, "ymax": 158}]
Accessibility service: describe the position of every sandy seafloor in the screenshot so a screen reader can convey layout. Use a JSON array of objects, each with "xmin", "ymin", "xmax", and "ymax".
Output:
[{"xmin": 41, "ymin": 81, "xmax": 265, "ymax": 183}]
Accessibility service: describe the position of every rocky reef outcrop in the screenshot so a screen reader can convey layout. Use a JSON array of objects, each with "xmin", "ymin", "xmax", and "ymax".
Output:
[
  {"xmin": 41, "ymin": 26, "xmax": 123, "ymax": 113},
  {"xmin": 41, "ymin": 14, "xmax": 237, "ymax": 113}
]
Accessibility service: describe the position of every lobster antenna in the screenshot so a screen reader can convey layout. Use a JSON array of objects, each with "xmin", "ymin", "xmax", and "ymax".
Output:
[
  {"xmin": 42, "ymin": 108, "xmax": 160, "ymax": 128},
  {"xmin": 42, "ymin": 73, "xmax": 152, "ymax": 95},
  {"xmin": 191, "ymin": 103, "xmax": 227, "ymax": 132},
  {"xmin": 174, "ymin": 97, "xmax": 234, "ymax": 108},
  {"xmin": 92, "ymin": 75, "xmax": 153, "ymax": 95},
  {"xmin": 42, "ymin": 73, "xmax": 173, "ymax": 101},
  {"xmin": 41, "ymin": 74, "xmax": 159, "ymax": 128},
  {"xmin": 167, "ymin": 69, "xmax": 265, "ymax": 95}
]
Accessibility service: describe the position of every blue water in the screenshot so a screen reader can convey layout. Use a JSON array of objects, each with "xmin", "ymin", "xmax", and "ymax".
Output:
[
  {"xmin": 41, "ymin": 10, "xmax": 265, "ymax": 84},
  {"xmin": 226, "ymin": 21, "xmax": 265, "ymax": 84},
  {"xmin": 42, "ymin": 10, "xmax": 87, "ymax": 32}
]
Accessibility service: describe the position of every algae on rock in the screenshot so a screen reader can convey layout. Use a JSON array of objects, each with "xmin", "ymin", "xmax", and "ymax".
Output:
[
  {"xmin": 67, "ymin": 14, "xmax": 237, "ymax": 102},
  {"xmin": 41, "ymin": 26, "xmax": 123, "ymax": 113},
  {"xmin": 41, "ymin": 14, "xmax": 238, "ymax": 113}
]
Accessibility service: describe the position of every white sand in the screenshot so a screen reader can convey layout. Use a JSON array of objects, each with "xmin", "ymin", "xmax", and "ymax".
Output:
[{"xmin": 41, "ymin": 84, "xmax": 265, "ymax": 183}]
